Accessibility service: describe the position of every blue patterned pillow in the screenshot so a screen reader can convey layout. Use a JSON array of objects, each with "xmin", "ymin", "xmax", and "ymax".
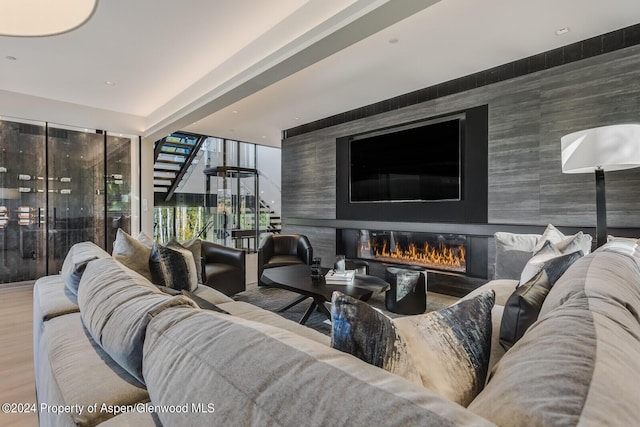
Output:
[{"xmin": 331, "ymin": 290, "xmax": 495, "ymax": 406}]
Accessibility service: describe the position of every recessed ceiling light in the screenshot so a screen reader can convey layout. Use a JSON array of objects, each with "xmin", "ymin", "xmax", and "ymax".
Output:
[
  {"xmin": 104, "ymin": 80, "xmax": 116, "ymax": 86},
  {"xmin": 555, "ymin": 27, "xmax": 570, "ymax": 36},
  {"xmin": 232, "ymin": 110, "xmax": 238, "ymax": 114},
  {"xmin": 5, "ymin": 56, "xmax": 17, "ymax": 61},
  {"xmin": 388, "ymin": 38, "xmax": 399, "ymax": 44},
  {"xmin": 261, "ymin": 135, "xmax": 266, "ymax": 139}
]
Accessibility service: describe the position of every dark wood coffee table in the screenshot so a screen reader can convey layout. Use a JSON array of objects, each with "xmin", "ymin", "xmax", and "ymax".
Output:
[{"xmin": 259, "ymin": 264, "xmax": 390, "ymax": 325}]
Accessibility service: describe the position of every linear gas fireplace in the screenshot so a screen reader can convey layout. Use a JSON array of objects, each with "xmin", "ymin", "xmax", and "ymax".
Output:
[{"xmin": 338, "ymin": 229, "xmax": 468, "ymax": 274}]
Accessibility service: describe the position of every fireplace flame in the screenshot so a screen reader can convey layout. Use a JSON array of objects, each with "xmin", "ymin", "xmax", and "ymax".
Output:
[{"xmin": 359, "ymin": 239, "xmax": 466, "ymax": 272}]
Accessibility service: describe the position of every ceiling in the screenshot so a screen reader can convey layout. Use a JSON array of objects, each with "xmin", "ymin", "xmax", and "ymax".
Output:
[{"xmin": 1, "ymin": 0, "xmax": 639, "ymax": 147}]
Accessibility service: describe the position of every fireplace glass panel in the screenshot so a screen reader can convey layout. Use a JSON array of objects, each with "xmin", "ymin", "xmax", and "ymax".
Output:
[{"xmin": 356, "ymin": 229, "xmax": 467, "ymax": 273}]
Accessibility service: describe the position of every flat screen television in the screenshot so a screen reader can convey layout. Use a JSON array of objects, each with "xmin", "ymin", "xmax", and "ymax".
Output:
[{"xmin": 349, "ymin": 117, "xmax": 462, "ymax": 203}]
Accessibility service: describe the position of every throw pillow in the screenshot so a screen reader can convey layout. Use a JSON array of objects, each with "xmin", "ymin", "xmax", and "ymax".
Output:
[
  {"xmin": 494, "ymin": 232, "xmax": 539, "ymax": 280},
  {"xmin": 330, "ymin": 291, "xmax": 421, "ymax": 385},
  {"xmin": 136, "ymin": 231, "xmax": 154, "ymax": 248},
  {"xmin": 534, "ymin": 224, "xmax": 566, "ymax": 251},
  {"xmin": 499, "ymin": 270, "xmax": 552, "ymax": 351},
  {"xmin": 175, "ymin": 238, "xmax": 203, "ymax": 284},
  {"xmin": 535, "ymin": 224, "xmax": 592, "ymax": 255},
  {"xmin": 149, "ymin": 243, "xmax": 199, "ymax": 291},
  {"xmin": 519, "ymin": 240, "xmax": 561, "ymax": 284},
  {"xmin": 112, "ymin": 228, "xmax": 153, "ymax": 281},
  {"xmin": 521, "ymin": 244, "xmax": 583, "ymax": 288},
  {"xmin": 331, "ymin": 290, "xmax": 495, "ymax": 407}
]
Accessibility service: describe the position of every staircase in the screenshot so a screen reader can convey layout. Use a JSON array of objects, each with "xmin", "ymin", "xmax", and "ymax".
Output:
[
  {"xmin": 153, "ymin": 132, "xmax": 207, "ymax": 201},
  {"xmin": 259, "ymin": 199, "xmax": 281, "ymax": 234}
]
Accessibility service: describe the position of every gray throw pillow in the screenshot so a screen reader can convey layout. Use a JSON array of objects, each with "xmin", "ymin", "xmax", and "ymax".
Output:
[
  {"xmin": 112, "ymin": 228, "xmax": 153, "ymax": 281},
  {"xmin": 331, "ymin": 290, "xmax": 495, "ymax": 407},
  {"xmin": 494, "ymin": 232, "xmax": 539, "ymax": 280},
  {"xmin": 149, "ymin": 243, "xmax": 199, "ymax": 291}
]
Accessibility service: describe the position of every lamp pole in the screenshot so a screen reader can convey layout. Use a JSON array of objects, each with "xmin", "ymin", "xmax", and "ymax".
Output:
[{"xmin": 594, "ymin": 168, "xmax": 606, "ymax": 248}]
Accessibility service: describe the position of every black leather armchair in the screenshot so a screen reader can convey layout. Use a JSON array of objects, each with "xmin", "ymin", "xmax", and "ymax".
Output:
[
  {"xmin": 201, "ymin": 241, "xmax": 246, "ymax": 296},
  {"xmin": 258, "ymin": 234, "xmax": 313, "ymax": 280}
]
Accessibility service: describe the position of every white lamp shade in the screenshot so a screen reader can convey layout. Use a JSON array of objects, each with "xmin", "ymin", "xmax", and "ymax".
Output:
[
  {"xmin": 561, "ymin": 124, "xmax": 640, "ymax": 174},
  {"xmin": 0, "ymin": 0, "xmax": 97, "ymax": 37}
]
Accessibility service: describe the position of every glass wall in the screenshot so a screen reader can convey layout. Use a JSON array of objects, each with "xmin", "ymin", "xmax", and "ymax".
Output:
[
  {"xmin": 47, "ymin": 124, "xmax": 105, "ymax": 274},
  {"xmin": 154, "ymin": 137, "xmax": 280, "ymax": 253},
  {"xmin": 0, "ymin": 118, "xmax": 47, "ymax": 282},
  {"xmin": 0, "ymin": 117, "xmax": 139, "ymax": 283}
]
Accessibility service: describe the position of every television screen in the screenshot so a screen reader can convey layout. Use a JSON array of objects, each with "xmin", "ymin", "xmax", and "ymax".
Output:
[{"xmin": 349, "ymin": 118, "xmax": 461, "ymax": 202}]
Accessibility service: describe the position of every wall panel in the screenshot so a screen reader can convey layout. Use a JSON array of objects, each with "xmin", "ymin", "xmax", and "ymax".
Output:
[{"xmin": 283, "ymin": 45, "xmax": 640, "ymax": 233}]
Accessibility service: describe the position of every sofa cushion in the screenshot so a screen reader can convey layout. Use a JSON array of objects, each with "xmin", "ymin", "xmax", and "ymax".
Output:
[
  {"xmin": 78, "ymin": 257, "xmax": 197, "ymax": 383},
  {"xmin": 41, "ymin": 312, "xmax": 149, "ymax": 427},
  {"xmin": 494, "ymin": 231, "xmax": 539, "ymax": 280},
  {"xmin": 112, "ymin": 228, "xmax": 153, "ymax": 281},
  {"xmin": 265, "ymin": 255, "xmax": 305, "ymax": 267},
  {"xmin": 182, "ymin": 290, "xmax": 230, "ymax": 314},
  {"xmin": 33, "ymin": 275, "xmax": 79, "ymax": 322},
  {"xmin": 191, "ymin": 283, "xmax": 234, "ymax": 304},
  {"xmin": 142, "ymin": 308, "xmax": 494, "ymax": 426},
  {"xmin": 216, "ymin": 301, "xmax": 330, "ymax": 346},
  {"xmin": 499, "ymin": 270, "xmax": 551, "ymax": 351},
  {"xmin": 469, "ymin": 247, "xmax": 640, "ymax": 426},
  {"xmin": 149, "ymin": 242, "xmax": 198, "ymax": 291},
  {"xmin": 61, "ymin": 241, "xmax": 111, "ymax": 295},
  {"xmin": 331, "ymin": 290, "xmax": 495, "ymax": 407}
]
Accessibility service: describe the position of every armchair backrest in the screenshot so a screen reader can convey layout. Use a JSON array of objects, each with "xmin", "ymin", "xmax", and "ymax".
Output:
[
  {"xmin": 258, "ymin": 234, "xmax": 313, "ymax": 265},
  {"xmin": 201, "ymin": 241, "xmax": 245, "ymax": 268}
]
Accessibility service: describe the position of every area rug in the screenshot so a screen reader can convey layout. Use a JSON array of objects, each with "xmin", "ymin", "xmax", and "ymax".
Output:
[{"xmin": 234, "ymin": 282, "xmax": 450, "ymax": 336}]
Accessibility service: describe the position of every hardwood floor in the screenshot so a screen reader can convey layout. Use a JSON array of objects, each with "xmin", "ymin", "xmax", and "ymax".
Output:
[{"xmin": 0, "ymin": 284, "xmax": 38, "ymax": 427}]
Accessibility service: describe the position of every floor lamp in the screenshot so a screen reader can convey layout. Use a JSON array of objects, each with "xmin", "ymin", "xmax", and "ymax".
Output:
[{"xmin": 561, "ymin": 124, "xmax": 640, "ymax": 248}]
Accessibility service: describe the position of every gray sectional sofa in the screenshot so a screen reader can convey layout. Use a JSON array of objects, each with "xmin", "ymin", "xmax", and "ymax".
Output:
[{"xmin": 34, "ymin": 239, "xmax": 640, "ymax": 426}]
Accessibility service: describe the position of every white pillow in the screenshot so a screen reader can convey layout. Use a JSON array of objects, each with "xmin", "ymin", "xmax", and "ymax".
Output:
[
  {"xmin": 535, "ymin": 224, "xmax": 592, "ymax": 255},
  {"xmin": 520, "ymin": 241, "xmax": 561, "ymax": 284}
]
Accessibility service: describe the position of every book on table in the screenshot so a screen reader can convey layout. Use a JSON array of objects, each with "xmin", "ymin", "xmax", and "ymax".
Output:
[{"xmin": 324, "ymin": 269, "xmax": 355, "ymax": 284}]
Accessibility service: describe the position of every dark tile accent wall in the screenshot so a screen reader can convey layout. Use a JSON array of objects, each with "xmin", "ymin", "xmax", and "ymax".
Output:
[
  {"xmin": 281, "ymin": 41, "xmax": 640, "ymax": 282},
  {"xmin": 284, "ymin": 23, "xmax": 640, "ymax": 139}
]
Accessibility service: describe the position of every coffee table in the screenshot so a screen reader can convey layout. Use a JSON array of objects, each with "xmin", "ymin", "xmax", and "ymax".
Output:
[{"xmin": 259, "ymin": 264, "xmax": 390, "ymax": 325}]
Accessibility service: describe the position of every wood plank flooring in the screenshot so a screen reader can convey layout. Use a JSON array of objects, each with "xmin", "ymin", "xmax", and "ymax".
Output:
[{"xmin": 0, "ymin": 284, "xmax": 38, "ymax": 427}]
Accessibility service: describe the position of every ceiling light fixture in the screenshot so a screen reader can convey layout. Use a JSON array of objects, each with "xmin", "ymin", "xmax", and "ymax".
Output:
[
  {"xmin": 0, "ymin": 0, "xmax": 98, "ymax": 37},
  {"xmin": 5, "ymin": 56, "xmax": 17, "ymax": 61},
  {"xmin": 555, "ymin": 27, "xmax": 570, "ymax": 36},
  {"xmin": 388, "ymin": 38, "xmax": 399, "ymax": 44},
  {"xmin": 104, "ymin": 80, "xmax": 115, "ymax": 86}
]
